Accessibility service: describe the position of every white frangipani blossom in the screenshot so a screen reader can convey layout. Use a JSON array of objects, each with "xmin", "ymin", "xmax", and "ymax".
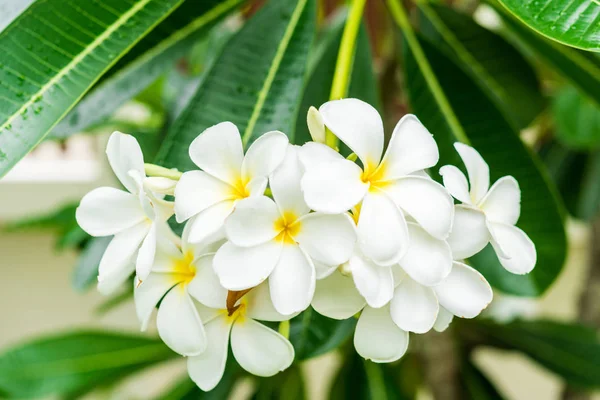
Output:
[
  {"xmin": 76, "ymin": 132, "xmax": 175, "ymax": 285},
  {"xmin": 440, "ymin": 143, "xmax": 537, "ymax": 274},
  {"xmin": 188, "ymin": 283, "xmax": 294, "ymax": 391},
  {"xmin": 214, "ymin": 145, "xmax": 357, "ymax": 315},
  {"xmin": 300, "ymin": 99, "xmax": 454, "ymax": 266},
  {"xmin": 174, "ymin": 122, "xmax": 289, "ymax": 244},
  {"xmin": 134, "ymin": 225, "xmax": 225, "ymax": 356}
]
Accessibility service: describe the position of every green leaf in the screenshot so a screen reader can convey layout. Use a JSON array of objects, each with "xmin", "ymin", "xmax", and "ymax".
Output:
[
  {"xmin": 294, "ymin": 11, "xmax": 379, "ymax": 146},
  {"xmin": 462, "ymin": 358, "xmax": 506, "ymax": 400},
  {"xmin": 330, "ymin": 351, "xmax": 410, "ymax": 400},
  {"xmin": 0, "ymin": 0, "xmax": 187, "ymax": 177},
  {"xmin": 50, "ymin": 0, "xmax": 243, "ymax": 139},
  {"xmin": 553, "ymin": 85, "xmax": 600, "ymax": 149},
  {"xmin": 417, "ymin": 4, "xmax": 545, "ymax": 130},
  {"xmin": 155, "ymin": 0, "xmax": 317, "ymax": 170},
  {"xmin": 0, "ymin": 331, "xmax": 176, "ymax": 398},
  {"xmin": 541, "ymin": 141, "xmax": 600, "ymax": 221},
  {"xmin": 251, "ymin": 365, "xmax": 305, "ymax": 400},
  {"xmin": 469, "ymin": 319, "xmax": 600, "ymax": 388},
  {"xmin": 402, "ymin": 35, "xmax": 566, "ymax": 296},
  {"xmin": 496, "ymin": 0, "xmax": 600, "ymax": 51},
  {"xmin": 72, "ymin": 236, "xmax": 112, "ymax": 291},
  {"xmin": 289, "ymin": 307, "xmax": 356, "ymax": 360},
  {"xmin": 493, "ymin": 2, "xmax": 600, "ymax": 108},
  {"xmin": 157, "ymin": 367, "xmax": 238, "ymax": 400}
]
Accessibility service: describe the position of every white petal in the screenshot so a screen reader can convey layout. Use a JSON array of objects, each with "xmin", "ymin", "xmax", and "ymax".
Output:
[
  {"xmin": 76, "ymin": 187, "xmax": 146, "ymax": 236},
  {"xmin": 294, "ymin": 212, "xmax": 356, "ymax": 266},
  {"xmin": 106, "ymin": 131, "xmax": 145, "ymax": 194},
  {"xmin": 98, "ymin": 222, "xmax": 149, "ymax": 283},
  {"xmin": 247, "ymin": 176, "xmax": 268, "ymax": 196},
  {"xmin": 314, "ymin": 259, "xmax": 338, "ymax": 280},
  {"xmin": 480, "ymin": 176, "xmax": 521, "ymax": 225},
  {"xmin": 379, "ymin": 114, "xmax": 439, "ymax": 179},
  {"xmin": 188, "ymin": 315, "xmax": 232, "ymax": 391},
  {"xmin": 307, "ymin": 106, "xmax": 326, "ymax": 143},
  {"xmin": 174, "ymin": 171, "xmax": 234, "ymax": 223},
  {"xmin": 398, "ymin": 222, "xmax": 452, "ymax": 286},
  {"xmin": 214, "ymin": 240, "xmax": 282, "ymax": 290},
  {"xmin": 357, "ymin": 190, "xmax": 409, "ymax": 266},
  {"xmin": 231, "ymin": 318, "xmax": 294, "ymax": 376},
  {"xmin": 144, "ymin": 177, "xmax": 177, "ymax": 195},
  {"xmin": 270, "ymin": 145, "xmax": 310, "ymax": 217},
  {"xmin": 454, "ymin": 143, "xmax": 490, "ymax": 204},
  {"xmin": 242, "ymin": 131, "xmax": 289, "ymax": 181},
  {"xmin": 447, "ymin": 205, "xmax": 489, "ymax": 260},
  {"xmin": 134, "ymin": 272, "xmax": 177, "ymax": 331},
  {"xmin": 439, "ymin": 165, "xmax": 471, "ymax": 204},
  {"xmin": 319, "ymin": 99, "xmax": 384, "ymax": 169},
  {"xmin": 186, "ymin": 201, "xmax": 234, "ymax": 244},
  {"xmin": 225, "ymin": 196, "xmax": 281, "ymax": 247},
  {"xmin": 350, "ymin": 253, "xmax": 395, "ymax": 308},
  {"xmin": 298, "ymin": 142, "xmax": 344, "ymax": 170},
  {"xmin": 188, "ymin": 255, "xmax": 228, "ymax": 309},
  {"xmin": 488, "ymin": 222, "xmax": 536, "ymax": 274},
  {"xmin": 156, "ymin": 286, "xmax": 206, "ymax": 356},
  {"xmin": 245, "ymin": 281, "xmax": 290, "ymax": 322},
  {"xmin": 97, "ymin": 261, "xmax": 134, "ymax": 296},
  {"xmin": 301, "ymin": 159, "xmax": 369, "ymax": 214},
  {"xmin": 433, "ymin": 307, "xmax": 454, "ymax": 332},
  {"xmin": 390, "ymin": 277, "xmax": 438, "ymax": 334},
  {"xmin": 136, "ymin": 222, "xmax": 157, "ymax": 281},
  {"xmin": 354, "ymin": 305, "xmax": 409, "ymax": 363},
  {"xmin": 384, "ymin": 176, "xmax": 454, "ymax": 240},
  {"xmin": 434, "ymin": 262, "xmax": 493, "ymax": 318},
  {"xmin": 312, "ymin": 270, "xmax": 365, "ymax": 319},
  {"xmin": 189, "ymin": 122, "xmax": 244, "ymax": 184},
  {"xmin": 269, "ymin": 244, "xmax": 315, "ymax": 315}
]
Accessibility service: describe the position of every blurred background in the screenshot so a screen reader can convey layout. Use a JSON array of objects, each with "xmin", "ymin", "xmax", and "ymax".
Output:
[{"xmin": 1, "ymin": 0, "xmax": 600, "ymax": 398}]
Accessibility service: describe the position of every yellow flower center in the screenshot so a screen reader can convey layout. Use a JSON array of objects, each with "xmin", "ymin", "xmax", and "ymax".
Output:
[
  {"xmin": 171, "ymin": 250, "xmax": 196, "ymax": 285},
  {"xmin": 230, "ymin": 175, "xmax": 251, "ymax": 200},
  {"xmin": 274, "ymin": 211, "xmax": 302, "ymax": 244},
  {"xmin": 361, "ymin": 161, "xmax": 390, "ymax": 191}
]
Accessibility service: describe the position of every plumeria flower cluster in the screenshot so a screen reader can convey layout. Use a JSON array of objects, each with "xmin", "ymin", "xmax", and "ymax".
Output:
[{"xmin": 76, "ymin": 98, "xmax": 537, "ymax": 390}]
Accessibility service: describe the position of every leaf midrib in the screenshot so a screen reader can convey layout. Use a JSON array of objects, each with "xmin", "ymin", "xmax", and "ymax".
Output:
[
  {"xmin": 0, "ymin": 0, "xmax": 155, "ymax": 132},
  {"xmin": 241, "ymin": 0, "xmax": 309, "ymax": 146}
]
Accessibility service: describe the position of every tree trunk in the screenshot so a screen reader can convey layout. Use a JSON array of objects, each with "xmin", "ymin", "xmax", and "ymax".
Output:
[
  {"xmin": 419, "ymin": 327, "xmax": 462, "ymax": 400},
  {"xmin": 562, "ymin": 217, "xmax": 600, "ymax": 400}
]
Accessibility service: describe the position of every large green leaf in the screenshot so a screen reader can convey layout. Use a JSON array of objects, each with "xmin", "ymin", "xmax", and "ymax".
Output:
[
  {"xmin": 541, "ymin": 140, "xmax": 600, "ymax": 221},
  {"xmin": 418, "ymin": 4, "xmax": 545, "ymax": 130},
  {"xmin": 155, "ymin": 0, "xmax": 316, "ymax": 170},
  {"xmin": 462, "ymin": 359, "xmax": 506, "ymax": 400},
  {"xmin": 553, "ymin": 85, "xmax": 600, "ymax": 149},
  {"xmin": 402, "ymin": 35, "xmax": 566, "ymax": 296},
  {"xmin": 496, "ymin": 0, "xmax": 600, "ymax": 51},
  {"xmin": 469, "ymin": 319, "xmax": 600, "ymax": 388},
  {"xmin": 50, "ymin": 0, "xmax": 243, "ymax": 139},
  {"xmin": 289, "ymin": 307, "xmax": 356, "ymax": 360},
  {"xmin": 294, "ymin": 11, "xmax": 379, "ymax": 146},
  {"xmin": 493, "ymin": 2, "xmax": 600, "ymax": 108},
  {"xmin": 251, "ymin": 365, "xmax": 305, "ymax": 400},
  {"xmin": 0, "ymin": 0, "xmax": 187, "ymax": 177},
  {"xmin": 0, "ymin": 331, "xmax": 176, "ymax": 398}
]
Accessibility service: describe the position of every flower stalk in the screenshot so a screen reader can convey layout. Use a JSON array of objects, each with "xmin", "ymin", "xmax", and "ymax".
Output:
[{"xmin": 144, "ymin": 163, "xmax": 183, "ymax": 180}]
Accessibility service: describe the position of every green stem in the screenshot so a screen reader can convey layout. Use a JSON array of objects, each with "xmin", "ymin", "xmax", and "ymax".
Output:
[
  {"xmin": 386, "ymin": 0, "xmax": 470, "ymax": 144},
  {"xmin": 144, "ymin": 163, "xmax": 183, "ymax": 180},
  {"xmin": 327, "ymin": 0, "xmax": 367, "ymax": 149}
]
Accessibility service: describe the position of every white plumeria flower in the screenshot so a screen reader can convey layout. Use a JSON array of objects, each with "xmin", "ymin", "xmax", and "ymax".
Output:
[
  {"xmin": 188, "ymin": 283, "xmax": 294, "ymax": 391},
  {"xmin": 134, "ymin": 224, "xmax": 226, "ymax": 356},
  {"xmin": 300, "ymin": 99, "xmax": 454, "ymax": 266},
  {"xmin": 440, "ymin": 143, "xmax": 537, "ymax": 274},
  {"xmin": 214, "ymin": 145, "xmax": 357, "ymax": 315},
  {"xmin": 76, "ymin": 132, "xmax": 175, "ymax": 285},
  {"xmin": 334, "ymin": 208, "xmax": 454, "ymax": 309},
  {"xmin": 313, "ymin": 260, "xmax": 492, "ymax": 362},
  {"xmin": 174, "ymin": 122, "xmax": 289, "ymax": 244}
]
